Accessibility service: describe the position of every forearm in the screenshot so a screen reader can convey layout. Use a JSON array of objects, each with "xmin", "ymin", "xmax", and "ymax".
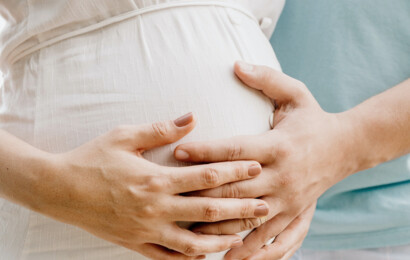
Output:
[
  {"xmin": 0, "ymin": 129, "xmax": 51, "ymax": 210},
  {"xmin": 342, "ymin": 78, "xmax": 410, "ymax": 174}
]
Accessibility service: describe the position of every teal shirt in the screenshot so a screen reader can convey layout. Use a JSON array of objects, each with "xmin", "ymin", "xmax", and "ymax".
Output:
[{"xmin": 270, "ymin": 0, "xmax": 410, "ymax": 250}]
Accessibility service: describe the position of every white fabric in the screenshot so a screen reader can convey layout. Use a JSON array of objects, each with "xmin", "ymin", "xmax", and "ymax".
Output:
[
  {"xmin": 0, "ymin": 0, "xmax": 284, "ymax": 73},
  {"xmin": 291, "ymin": 244, "xmax": 410, "ymax": 260},
  {"xmin": 0, "ymin": 0, "xmax": 284, "ymax": 259}
]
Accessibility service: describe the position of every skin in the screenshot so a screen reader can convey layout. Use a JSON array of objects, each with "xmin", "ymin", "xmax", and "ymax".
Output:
[
  {"xmin": 0, "ymin": 112, "xmax": 271, "ymax": 259},
  {"xmin": 175, "ymin": 61, "xmax": 410, "ymax": 260}
]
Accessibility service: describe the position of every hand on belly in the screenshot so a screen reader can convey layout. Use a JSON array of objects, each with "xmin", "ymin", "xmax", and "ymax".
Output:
[{"xmin": 29, "ymin": 112, "xmax": 269, "ymax": 259}]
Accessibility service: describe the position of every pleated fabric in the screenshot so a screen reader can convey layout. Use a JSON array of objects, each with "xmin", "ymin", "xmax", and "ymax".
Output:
[{"xmin": 0, "ymin": 1, "xmax": 284, "ymax": 259}]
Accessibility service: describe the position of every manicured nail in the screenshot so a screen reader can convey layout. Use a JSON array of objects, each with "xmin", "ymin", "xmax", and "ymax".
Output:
[
  {"xmin": 175, "ymin": 149, "xmax": 190, "ymax": 160},
  {"xmin": 254, "ymin": 204, "xmax": 269, "ymax": 217},
  {"xmin": 237, "ymin": 61, "xmax": 254, "ymax": 72},
  {"xmin": 248, "ymin": 164, "xmax": 261, "ymax": 177},
  {"xmin": 231, "ymin": 239, "xmax": 243, "ymax": 248},
  {"xmin": 174, "ymin": 112, "xmax": 193, "ymax": 127}
]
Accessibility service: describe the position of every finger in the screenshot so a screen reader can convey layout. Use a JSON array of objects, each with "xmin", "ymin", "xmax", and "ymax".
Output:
[
  {"xmin": 192, "ymin": 217, "xmax": 267, "ymax": 235},
  {"xmin": 189, "ymin": 172, "xmax": 269, "ymax": 199},
  {"xmin": 224, "ymin": 213, "xmax": 292, "ymax": 260},
  {"xmin": 247, "ymin": 241, "xmax": 302, "ymax": 260},
  {"xmin": 227, "ymin": 203, "xmax": 316, "ymax": 260},
  {"xmin": 165, "ymin": 161, "xmax": 262, "ymax": 194},
  {"xmin": 246, "ymin": 214, "xmax": 309, "ymax": 260},
  {"xmin": 280, "ymin": 245, "xmax": 302, "ymax": 260},
  {"xmin": 112, "ymin": 112, "xmax": 197, "ymax": 151},
  {"xmin": 167, "ymin": 197, "xmax": 269, "ymax": 222},
  {"xmin": 136, "ymin": 243, "xmax": 205, "ymax": 260},
  {"xmin": 175, "ymin": 135, "xmax": 273, "ymax": 163},
  {"xmin": 191, "ymin": 197, "xmax": 280, "ymax": 235},
  {"xmin": 279, "ymin": 242, "xmax": 303, "ymax": 260},
  {"xmin": 234, "ymin": 61, "xmax": 311, "ymax": 106},
  {"xmin": 157, "ymin": 225, "xmax": 244, "ymax": 257}
]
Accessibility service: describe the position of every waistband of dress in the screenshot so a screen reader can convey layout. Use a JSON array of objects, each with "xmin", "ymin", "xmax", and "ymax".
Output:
[{"xmin": 4, "ymin": 0, "xmax": 258, "ymax": 71}]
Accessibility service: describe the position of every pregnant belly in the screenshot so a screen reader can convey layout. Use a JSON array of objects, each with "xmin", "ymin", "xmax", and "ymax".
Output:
[{"xmin": 2, "ymin": 4, "xmax": 280, "ymax": 260}]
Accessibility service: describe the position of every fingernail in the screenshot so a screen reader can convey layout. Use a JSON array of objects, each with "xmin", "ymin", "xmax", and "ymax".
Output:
[
  {"xmin": 248, "ymin": 164, "xmax": 261, "ymax": 177},
  {"xmin": 174, "ymin": 112, "xmax": 193, "ymax": 127},
  {"xmin": 254, "ymin": 204, "xmax": 269, "ymax": 217},
  {"xmin": 237, "ymin": 61, "xmax": 254, "ymax": 73},
  {"xmin": 196, "ymin": 255, "xmax": 206, "ymax": 259},
  {"xmin": 231, "ymin": 239, "xmax": 243, "ymax": 248},
  {"xmin": 175, "ymin": 149, "xmax": 190, "ymax": 160}
]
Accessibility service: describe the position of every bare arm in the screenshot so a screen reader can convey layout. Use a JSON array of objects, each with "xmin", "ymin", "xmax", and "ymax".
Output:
[
  {"xmin": 0, "ymin": 130, "xmax": 49, "ymax": 209},
  {"xmin": 344, "ymin": 78, "xmax": 410, "ymax": 173},
  {"xmin": 0, "ymin": 113, "xmax": 270, "ymax": 259},
  {"xmin": 174, "ymin": 62, "xmax": 410, "ymax": 260}
]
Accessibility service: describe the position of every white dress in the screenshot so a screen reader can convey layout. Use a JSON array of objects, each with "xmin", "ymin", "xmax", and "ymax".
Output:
[{"xmin": 0, "ymin": 0, "xmax": 284, "ymax": 259}]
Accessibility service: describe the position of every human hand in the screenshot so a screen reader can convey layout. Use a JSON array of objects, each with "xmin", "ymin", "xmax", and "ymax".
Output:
[
  {"xmin": 33, "ymin": 113, "xmax": 269, "ymax": 259},
  {"xmin": 174, "ymin": 62, "xmax": 357, "ymax": 259},
  {"xmin": 227, "ymin": 202, "xmax": 316, "ymax": 260}
]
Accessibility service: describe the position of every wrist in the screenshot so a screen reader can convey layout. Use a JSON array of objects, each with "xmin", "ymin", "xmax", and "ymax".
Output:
[
  {"xmin": 318, "ymin": 112, "xmax": 360, "ymax": 183},
  {"xmin": 26, "ymin": 152, "xmax": 61, "ymax": 211},
  {"xmin": 17, "ymin": 151, "xmax": 60, "ymax": 212},
  {"xmin": 336, "ymin": 108, "xmax": 384, "ymax": 176},
  {"xmin": 0, "ymin": 143, "xmax": 50, "ymax": 206}
]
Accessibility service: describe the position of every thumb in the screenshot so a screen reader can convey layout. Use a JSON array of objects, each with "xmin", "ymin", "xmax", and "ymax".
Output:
[
  {"xmin": 120, "ymin": 112, "xmax": 197, "ymax": 151},
  {"xmin": 234, "ymin": 61, "xmax": 310, "ymax": 106}
]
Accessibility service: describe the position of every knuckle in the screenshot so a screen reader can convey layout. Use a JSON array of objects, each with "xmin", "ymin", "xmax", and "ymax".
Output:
[
  {"xmin": 240, "ymin": 202, "xmax": 253, "ymax": 218},
  {"xmin": 227, "ymin": 143, "xmax": 242, "ymax": 160},
  {"xmin": 145, "ymin": 175, "xmax": 166, "ymax": 192},
  {"xmin": 275, "ymin": 136, "xmax": 293, "ymax": 158},
  {"xmin": 262, "ymin": 140, "xmax": 278, "ymax": 162},
  {"xmin": 139, "ymin": 204, "xmax": 158, "ymax": 218},
  {"xmin": 276, "ymin": 145, "xmax": 290, "ymax": 159},
  {"xmin": 260, "ymin": 67, "xmax": 275, "ymax": 83},
  {"xmin": 261, "ymin": 136, "xmax": 282, "ymax": 162},
  {"xmin": 266, "ymin": 147, "xmax": 278, "ymax": 162},
  {"xmin": 234, "ymin": 163, "xmax": 247, "ymax": 180},
  {"xmin": 221, "ymin": 183, "xmax": 239, "ymax": 198},
  {"xmin": 215, "ymin": 223, "xmax": 223, "ymax": 235},
  {"xmin": 204, "ymin": 203, "xmax": 221, "ymax": 222},
  {"xmin": 241, "ymin": 218, "xmax": 260, "ymax": 231},
  {"xmin": 203, "ymin": 167, "xmax": 220, "ymax": 186},
  {"xmin": 151, "ymin": 121, "xmax": 171, "ymax": 140},
  {"xmin": 127, "ymin": 186, "xmax": 146, "ymax": 203},
  {"xmin": 278, "ymin": 174, "xmax": 294, "ymax": 187},
  {"xmin": 182, "ymin": 243, "xmax": 201, "ymax": 256}
]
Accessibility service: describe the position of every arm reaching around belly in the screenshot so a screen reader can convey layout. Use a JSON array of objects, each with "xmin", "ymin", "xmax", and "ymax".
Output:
[
  {"xmin": 175, "ymin": 62, "xmax": 410, "ymax": 260},
  {"xmin": 0, "ymin": 112, "xmax": 270, "ymax": 259}
]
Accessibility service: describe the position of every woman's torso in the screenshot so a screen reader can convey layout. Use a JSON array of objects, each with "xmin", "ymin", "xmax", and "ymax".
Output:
[{"xmin": 0, "ymin": 1, "xmax": 284, "ymax": 259}]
